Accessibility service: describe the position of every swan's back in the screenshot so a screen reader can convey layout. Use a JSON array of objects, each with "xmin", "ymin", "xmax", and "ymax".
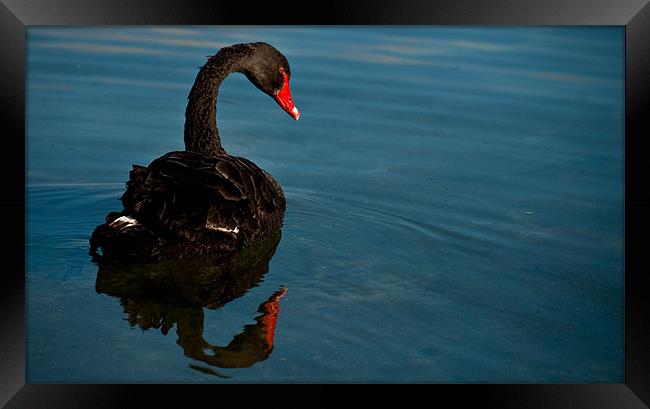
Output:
[{"xmin": 90, "ymin": 151, "xmax": 285, "ymax": 261}]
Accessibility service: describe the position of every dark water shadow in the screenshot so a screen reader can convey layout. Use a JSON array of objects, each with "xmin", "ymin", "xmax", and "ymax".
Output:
[{"xmin": 93, "ymin": 230, "xmax": 286, "ymax": 376}]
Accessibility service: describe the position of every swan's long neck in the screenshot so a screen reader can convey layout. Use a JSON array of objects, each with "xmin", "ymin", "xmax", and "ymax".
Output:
[{"xmin": 184, "ymin": 46, "xmax": 251, "ymax": 156}]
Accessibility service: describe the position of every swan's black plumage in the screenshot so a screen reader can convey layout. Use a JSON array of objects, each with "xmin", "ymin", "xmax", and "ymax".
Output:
[{"xmin": 90, "ymin": 43, "xmax": 295, "ymax": 262}]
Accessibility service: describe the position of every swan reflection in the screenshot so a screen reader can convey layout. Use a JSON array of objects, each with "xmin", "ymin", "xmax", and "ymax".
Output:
[{"xmin": 94, "ymin": 230, "xmax": 286, "ymax": 374}]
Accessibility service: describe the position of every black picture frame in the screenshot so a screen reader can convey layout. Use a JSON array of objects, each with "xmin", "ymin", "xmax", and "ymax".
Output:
[{"xmin": 2, "ymin": 0, "xmax": 648, "ymax": 407}]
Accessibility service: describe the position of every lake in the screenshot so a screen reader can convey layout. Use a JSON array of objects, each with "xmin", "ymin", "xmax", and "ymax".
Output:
[{"xmin": 26, "ymin": 26, "xmax": 624, "ymax": 382}]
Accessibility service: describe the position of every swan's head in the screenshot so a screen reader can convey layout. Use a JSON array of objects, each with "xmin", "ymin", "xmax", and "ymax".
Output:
[{"xmin": 242, "ymin": 43, "xmax": 300, "ymax": 121}]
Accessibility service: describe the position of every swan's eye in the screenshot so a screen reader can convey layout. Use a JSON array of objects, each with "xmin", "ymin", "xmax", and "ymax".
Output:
[{"xmin": 279, "ymin": 67, "xmax": 285, "ymax": 74}]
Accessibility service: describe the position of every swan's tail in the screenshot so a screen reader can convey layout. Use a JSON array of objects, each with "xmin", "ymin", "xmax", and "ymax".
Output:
[{"xmin": 89, "ymin": 212, "xmax": 162, "ymax": 262}]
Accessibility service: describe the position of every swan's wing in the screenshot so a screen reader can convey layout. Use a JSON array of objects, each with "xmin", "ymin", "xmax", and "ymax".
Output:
[{"xmin": 120, "ymin": 151, "xmax": 284, "ymax": 241}]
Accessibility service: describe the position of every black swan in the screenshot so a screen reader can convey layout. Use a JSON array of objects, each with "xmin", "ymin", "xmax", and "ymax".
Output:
[{"xmin": 89, "ymin": 43, "xmax": 299, "ymax": 262}]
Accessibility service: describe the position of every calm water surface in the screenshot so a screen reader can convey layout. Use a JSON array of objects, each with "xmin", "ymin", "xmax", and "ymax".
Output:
[{"xmin": 27, "ymin": 27, "xmax": 624, "ymax": 382}]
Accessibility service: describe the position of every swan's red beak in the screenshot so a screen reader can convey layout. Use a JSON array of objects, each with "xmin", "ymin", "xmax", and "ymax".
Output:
[{"xmin": 274, "ymin": 72, "xmax": 300, "ymax": 120}]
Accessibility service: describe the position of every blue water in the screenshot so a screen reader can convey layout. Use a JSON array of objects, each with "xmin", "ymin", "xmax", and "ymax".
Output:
[{"xmin": 26, "ymin": 27, "xmax": 624, "ymax": 382}]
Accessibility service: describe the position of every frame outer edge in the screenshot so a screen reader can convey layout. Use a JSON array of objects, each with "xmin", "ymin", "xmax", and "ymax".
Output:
[
  {"xmin": 0, "ymin": 0, "xmax": 648, "ymax": 25},
  {"xmin": 0, "ymin": 3, "xmax": 25, "ymax": 407},
  {"xmin": 0, "ymin": 1, "xmax": 26, "ymax": 408},
  {"xmin": 625, "ymin": 1, "xmax": 650, "ymax": 407},
  {"xmin": 0, "ymin": 0, "xmax": 647, "ymax": 407}
]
